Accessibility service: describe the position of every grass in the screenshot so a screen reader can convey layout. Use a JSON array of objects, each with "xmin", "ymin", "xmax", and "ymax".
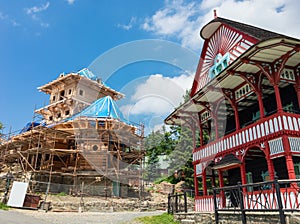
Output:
[
  {"xmin": 0, "ymin": 203, "xmax": 9, "ymax": 210},
  {"xmin": 56, "ymin": 192, "xmax": 68, "ymax": 196},
  {"xmin": 134, "ymin": 213, "xmax": 179, "ymax": 224}
]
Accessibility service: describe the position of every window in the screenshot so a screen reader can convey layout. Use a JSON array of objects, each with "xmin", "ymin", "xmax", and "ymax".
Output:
[
  {"xmin": 52, "ymin": 95, "xmax": 56, "ymax": 102},
  {"xmin": 65, "ymin": 110, "xmax": 70, "ymax": 116},
  {"xmin": 92, "ymin": 145, "xmax": 99, "ymax": 151},
  {"xmin": 57, "ymin": 113, "xmax": 61, "ymax": 118},
  {"xmin": 60, "ymin": 90, "xmax": 65, "ymax": 100},
  {"xmin": 49, "ymin": 116, "xmax": 53, "ymax": 121},
  {"xmin": 79, "ymin": 89, "xmax": 84, "ymax": 96},
  {"xmin": 68, "ymin": 89, "xmax": 72, "ymax": 95}
]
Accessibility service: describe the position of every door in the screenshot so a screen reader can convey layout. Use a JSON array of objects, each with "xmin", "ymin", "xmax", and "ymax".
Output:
[{"xmin": 112, "ymin": 181, "xmax": 120, "ymax": 197}]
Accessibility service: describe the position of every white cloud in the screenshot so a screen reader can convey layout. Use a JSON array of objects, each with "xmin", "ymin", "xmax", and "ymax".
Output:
[
  {"xmin": 25, "ymin": 2, "xmax": 50, "ymax": 28},
  {"xmin": 120, "ymin": 73, "xmax": 193, "ymax": 117},
  {"xmin": 143, "ymin": 0, "xmax": 202, "ymax": 51},
  {"xmin": 117, "ymin": 17, "xmax": 137, "ymax": 30},
  {"xmin": 142, "ymin": 0, "xmax": 300, "ymax": 51},
  {"xmin": 119, "ymin": 73, "xmax": 193, "ymax": 134},
  {"xmin": 66, "ymin": 0, "xmax": 75, "ymax": 5},
  {"xmin": 0, "ymin": 12, "xmax": 20, "ymax": 26},
  {"xmin": 26, "ymin": 2, "xmax": 50, "ymax": 15}
]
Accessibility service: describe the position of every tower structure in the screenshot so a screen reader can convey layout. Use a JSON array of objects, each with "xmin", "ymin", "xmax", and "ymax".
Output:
[
  {"xmin": 0, "ymin": 68, "xmax": 144, "ymax": 197},
  {"xmin": 35, "ymin": 68, "xmax": 123, "ymax": 125}
]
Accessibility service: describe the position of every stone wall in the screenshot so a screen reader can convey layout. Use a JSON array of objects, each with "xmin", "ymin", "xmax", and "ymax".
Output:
[
  {"xmin": 44, "ymin": 195, "xmax": 169, "ymax": 212},
  {"xmin": 174, "ymin": 212, "xmax": 300, "ymax": 224}
]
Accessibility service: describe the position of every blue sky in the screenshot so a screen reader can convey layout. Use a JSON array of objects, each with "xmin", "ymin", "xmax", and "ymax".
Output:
[{"xmin": 1, "ymin": 0, "xmax": 300, "ymax": 135}]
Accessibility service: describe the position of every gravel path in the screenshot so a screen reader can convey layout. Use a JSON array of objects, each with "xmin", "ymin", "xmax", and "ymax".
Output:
[{"xmin": 0, "ymin": 209, "xmax": 165, "ymax": 224}]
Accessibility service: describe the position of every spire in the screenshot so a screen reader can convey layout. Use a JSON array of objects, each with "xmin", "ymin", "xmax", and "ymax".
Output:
[{"xmin": 214, "ymin": 9, "xmax": 217, "ymax": 19}]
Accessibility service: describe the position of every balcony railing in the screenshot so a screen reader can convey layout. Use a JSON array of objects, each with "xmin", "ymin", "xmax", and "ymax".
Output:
[{"xmin": 193, "ymin": 112, "xmax": 300, "ymax": 163}]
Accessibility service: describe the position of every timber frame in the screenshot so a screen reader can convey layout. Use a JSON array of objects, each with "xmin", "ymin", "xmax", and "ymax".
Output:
[{"xmin": 0, "ymin": 68, "xmax": 144, "ymax": 197}]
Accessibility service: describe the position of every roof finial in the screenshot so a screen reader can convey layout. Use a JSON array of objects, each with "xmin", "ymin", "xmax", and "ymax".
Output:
[{"xmin": 214, "ymin": 9, "xmax": 217, "ymax": 19}]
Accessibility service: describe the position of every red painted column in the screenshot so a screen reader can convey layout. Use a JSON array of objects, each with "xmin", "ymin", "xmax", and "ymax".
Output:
[
  {"xmin": 285, "ymin": 154, "xmax": 296, "ymax": 179},
  {"xmin": 240, "ymin": 163, "xmax": 247, "ymax": 194},
  {"xmin": 218, "ymin": 170, "xmax": 225, "ymax": 207},
  {"xmin": 194, "ymin": 169, "xmax": 199, "ymax": 197},
  {"xmin": 265, "ymin": 143, "xmax": 275, "ymax": 180},
  {"xmin": 202, "ymin": 170, "xmax": 207, "ymax": 196},
  {"xmin": 274, "ymin": 84, "xmax": 283, "ymax": 113},
  {"xmin": 266, "ymin": 158, "xmax": 275, "ymax": 180},
  {"xmin": 232, "ymin": 103, "xmax": 240, "ymax": 130},
  {"xmin": 213, "ymin": 117, "xmax": 219, "ymax": 140},
  {"xmin": 240, "ymin": 163, "xmax": 247, "ymax": 185},
  {"xmin": 282, "ymin": 135, "xmax": 296, "ymax": 180},
  {"xmin": 257, "ymin": 91, "xmax": 265, "ymax": 118}
]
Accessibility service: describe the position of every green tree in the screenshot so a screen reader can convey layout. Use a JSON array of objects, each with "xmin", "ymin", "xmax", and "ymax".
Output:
[
  {"xmin": 144, "ymin": 127, "xmax": 177, "ymax": 182},
  {"xmin": 167, "ymin": 126, "xmax": 194, "ymax": 188},
  {"xmin": 144, "ymin": 130, "xmax": 163, "ymax": 181},
  {"xmin": 146, "ymin": 149, "xmax": 160, "ymax": 181}
]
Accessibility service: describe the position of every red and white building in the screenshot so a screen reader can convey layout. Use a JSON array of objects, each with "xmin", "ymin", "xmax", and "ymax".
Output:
[{"xmin": 165, "ymin": 15, "xmax": 300, "ymax": 212}]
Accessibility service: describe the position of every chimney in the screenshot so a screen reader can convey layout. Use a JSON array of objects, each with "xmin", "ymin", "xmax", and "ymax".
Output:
[{"xmin": 214, "ymin": 9, "xmax": 217, "ymax": 18}]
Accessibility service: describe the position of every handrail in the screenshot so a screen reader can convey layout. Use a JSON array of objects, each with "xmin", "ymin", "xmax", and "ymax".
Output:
[{"xmin": 193, "ymin": 111, "xmax": 300, "ymax": 162}]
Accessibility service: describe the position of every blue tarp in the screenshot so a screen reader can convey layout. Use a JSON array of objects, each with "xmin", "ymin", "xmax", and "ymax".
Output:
[
  {"xmin": 77, "ymin": 68, "xmax": 115, "ymax": 91},
  {"xmin": 19, "ymin": 122, "xmax": 40, "ymax": 134},
  {"xmin": 78, "ymin": 68, "xmax": 98, "ymax": 81},
  {"xmin": 69, "ymin": 96, "xmax": 128, "ymax": 123}
]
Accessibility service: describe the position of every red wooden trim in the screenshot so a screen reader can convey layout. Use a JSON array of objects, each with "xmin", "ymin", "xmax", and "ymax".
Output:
[
  {"xmin": 222, "ymin": 23, "xmax": 259, "ymax": 44},
  {"xmin": 219, "ymin": 164, "xmax": 241, "ymax": 171},
  {"xmin": 274, "ymin": 84, "xmax": 283, "ymax": 113},
  {"xmin": 193, "ymin": 112, "xmax": 300, "ymax": 161},
  {"xmin": 195, "ymin": 195, "xmax": 214, "ymax": 200},
  {"xmin": 194, "ymin": 164, "xmax": 199, "ymax": 197},
  {"xmin": 202, "ymin": 170, "xmax": 207, "ymax": 196},
  {"xmin": 191, "ymin": 40, "xmax": 210, "ymax": 96}
]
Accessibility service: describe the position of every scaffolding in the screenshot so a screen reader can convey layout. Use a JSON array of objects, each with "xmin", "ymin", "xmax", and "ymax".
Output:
[
  {"xmin": 0, "ymin": 115, "xmax": 144, "ymax": 197},
  {"xmin": 0, "ymin": 69, "xmax": 145, "ymax": 198}
]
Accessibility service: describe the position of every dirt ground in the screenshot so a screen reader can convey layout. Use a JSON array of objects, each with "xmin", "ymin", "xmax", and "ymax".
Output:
[{"xmin": 0, "ymin": 209, "xmax": 165, "ymax": 224}]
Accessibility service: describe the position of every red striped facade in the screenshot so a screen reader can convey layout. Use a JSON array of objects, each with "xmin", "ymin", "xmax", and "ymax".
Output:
[{"xmin": 165, "ymin": 16, "xmax": 300, "ymax": 212}]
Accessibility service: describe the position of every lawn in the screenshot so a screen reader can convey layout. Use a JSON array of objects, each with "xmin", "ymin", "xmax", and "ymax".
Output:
[{"xmin": 134, "ymin": 213, "xmax": 179, "ymax": 224}]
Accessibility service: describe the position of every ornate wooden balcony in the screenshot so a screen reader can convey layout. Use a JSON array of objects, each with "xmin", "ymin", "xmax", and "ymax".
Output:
[{"xmin": 193, "ymin": 112, "xmax": 300, "ymax": 165}]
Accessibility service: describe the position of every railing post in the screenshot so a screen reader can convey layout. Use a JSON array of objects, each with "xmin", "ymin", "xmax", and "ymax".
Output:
[
  {"xmin": 213, "ymin": 187, "xmax": 219, "ymax": 224},
  {"xmin": 184, "ymin": 191, "xmax": 187, "ymax": 213},
  {"xmin": 175, "ymin": 192, "xmax": 178, "ymax": 213},
  {"xmin": 274, "ymin": 176, "xmax": 286, "ymax": 224},
  {"xmin": 167, "ymin": 193, "xmax": 171, "ymax": 214},
  {"xmin": 238, "ymin": 182, "xmax": 247, "ymax": 224}
]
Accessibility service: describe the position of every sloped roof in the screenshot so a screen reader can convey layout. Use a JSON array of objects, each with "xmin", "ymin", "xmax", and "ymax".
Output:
[
  {"xmin": 201, "ymin": 17, "xmax": 288, "ymax": 41},
  {"xmin": 71, "ymin": 95, "xmax": 127, "ymax": 121},
  {"xmin": 212, "ymin": 154, "xmax": 241, "ymax": 170},
  {"xmin": 78, "ymin": 68, "xmax": 98, "ymax": 81}
]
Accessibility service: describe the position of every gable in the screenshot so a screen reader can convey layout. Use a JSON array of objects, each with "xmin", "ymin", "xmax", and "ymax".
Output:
[{"xmin": 191, "ymin": 24, "xmax": 258, "ymax": 96}]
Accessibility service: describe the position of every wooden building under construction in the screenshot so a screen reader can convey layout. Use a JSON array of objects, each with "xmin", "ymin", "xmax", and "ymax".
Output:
[{"xmin": 0, "ymin": 68, "xmax": 144, "ymax": 197}]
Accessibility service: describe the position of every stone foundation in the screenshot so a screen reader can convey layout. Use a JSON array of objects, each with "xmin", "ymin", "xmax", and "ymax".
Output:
[{"xmin": 174, "ymin": 212, "xmax": 300, "ymax": 224}]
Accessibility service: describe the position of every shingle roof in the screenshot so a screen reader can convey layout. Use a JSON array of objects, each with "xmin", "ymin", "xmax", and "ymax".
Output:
[{"xmin": 201, "ymin": 17, "xmax": 288, "ymax": 41}]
